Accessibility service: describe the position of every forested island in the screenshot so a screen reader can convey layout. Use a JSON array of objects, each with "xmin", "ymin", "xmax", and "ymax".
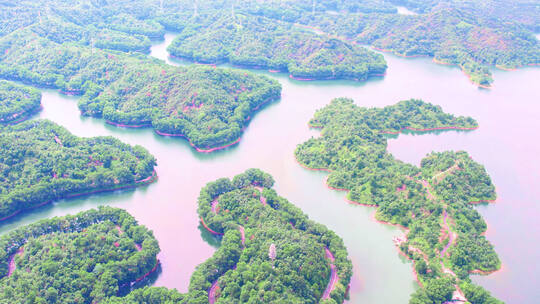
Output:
[
  {"xmin": 295, "ymin": 98, "xmax": 502, "ymax": 303},
  {"xmin": 185, "ymin": 0, "xmax": 537, "ymax": 87},
  {"xmin": 0, "ymin": 1, "xmax": 532, "ymax": 303},
  {"xmin": 1, "ymin": 0, "xmax": 537, "ymax": 88},
  {"xmin": 0, "ymin": 207, "xmax": 160, "ymax": 303},
  {"xmin": 291, "ymin": 1, "xmax": 540, "ymax": 87},
  {"xmin": 167, "ymin": 13, "xmax": 387, "ymax": 81},
  {"xmin": 0, "ymin": 30, "xmax": 281, "ymax": 151},
  {"xmin": 0, "ymin": 120, "xmax": 156, "ymax": 221},
  {"xmin": 105, "ymin": 169, "xmax": 352, "ymax": 303},
  {"xmin": 0, "ymin": 80, "xmax": 41, "ymax": 124},
  {"xmin": 3, "ymin": 1, "xmax": 389, "ymax": 82}
]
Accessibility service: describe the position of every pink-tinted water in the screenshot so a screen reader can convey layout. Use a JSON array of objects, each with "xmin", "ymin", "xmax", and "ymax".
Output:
[{"xmin": 0, "ymin": 33, "xmax": 537, "ymax": 303}]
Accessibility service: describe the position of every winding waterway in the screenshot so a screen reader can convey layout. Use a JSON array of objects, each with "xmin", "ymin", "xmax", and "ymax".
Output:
[{"xmin": 1, "ymin": 33, "xmax": 539, "ymax": 303}]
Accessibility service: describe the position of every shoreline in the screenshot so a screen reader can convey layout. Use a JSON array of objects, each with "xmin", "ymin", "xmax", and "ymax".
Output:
[
  {"xmin": 469, "ymin": 263, "xmax": 503, "ymax": 276},
  {"xmin": 296, "ymin": 158, "xmax": 379, "ymax": 208},
  {"xmin": 393, "ymin": 235, "xmax": 424, "ymax": 288},
  {"xmin": 371, "ymin": 46, "xmax": 426, "ymax": 59},
  {"xmin": 380, "ymin": 125, "xmax": 479, "ymax": 135},
  {"xmin": 496, "ymin": 63, "xmax": 540, "ymax": 71},
  {"xmin": 154, "ymin": 95, "xmax": 278, "ymax": 153},
  {"xmin": 469, "ymin": 198, "xmax": 496, "ymax": 205},
  {"xmin": 290, "ymin": 22, "xmax": 505, "ymax": 90},
  {"xmin": 371, "ymin": 46, "xmax": 493, "ymax": 89},
  {"xmin": 168, "ymin": 54, "xmax": 222, "ymax": 66},
  {"xmin": 1, "ymin": 105, "xmax": 43, "ymax": 125},
  {"xmin": 119, "ymin": 257, "xmax": 160, "ymax": 288},
  {"xmin": 200, "ymin": 216, "xmax": 224, "ymax": 236},
  {"xmin": 155, "ymin": 129, "xmax": 243, "ymax": 153},
  {"xmin": 307, "ymin": 122, "xmax": 323, "ymax": 129},
  {"xmin": 171, "ymin": 46, "xmax": 382, "ymax": 83},
  {"xmin": 294, "ymin": 158, "xmax": 331, "ymax": 172},
  {"xmin": 59, "ymin": 90, "xmax": 82, "ymax": 96},
  {"xmin": 295, "ymin": 155, "xmax": 489, "ymax": 293},
  {"xmin": 468, "ymin": 269, "xmax": 498, "ymax": 275},
  {"xmin": 458, "ymin": 64, "xmax": 493, "ymax": 89},
  {"xmin": 135, "ymin": 258, "xmax": 160, "ymax": 283},
  {"xmin": 371, "ymin": 212, "xmax": 410, "ymax": 232},
  {"xmin": 288, "ymin": 73, "xmax": 373, "ymax": 82},
  {"xmin": 105, "ymin": 120, "xmax": 152, "ymax": 128},
  {"xmin": 324, "ymin": 176, "xmax": 350, "ymax": 192},
  {"xmin": 0, "ymin": 170, "xmax": 157, "ymax": 223},
  {"xmin": 431, "ymin": 58, "xmax": 494, "ymax": 91}
]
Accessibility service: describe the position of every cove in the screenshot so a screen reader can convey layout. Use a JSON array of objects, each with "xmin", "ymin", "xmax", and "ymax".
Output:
[{"xmin": 0, "ymin": 33, "xmax": 538, "ymax": 303}]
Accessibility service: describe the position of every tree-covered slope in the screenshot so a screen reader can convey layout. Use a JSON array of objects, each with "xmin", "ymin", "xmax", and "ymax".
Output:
[
  {"xmin": 295, "ymin": 98, "xmax": 501, "ymax": 304},
  {"xmin": 107, "ymin": 169, "xmax": 352, "ymax": 304},
  {"xmin": 0, "ymin": 120, "xmax": 156, "ymax": 221},
  {"xmin": 27, "ymin": 16, "xmax": 154, "ymax": 53},
  {"xmin": 297, "ymin": 4, "xmax": 539, "ymax": 87},
  {"xmin": 0, "ymin": 80, "xmax": 41, "ymax": 124},
  {"xmin": 167, "ymin": 13, "xmax": 387, "ymax": 81},
  {"xmin": 0, "ymin": 31, "xmax": 281, "ymax": 151},
  {"xmin": 0, "ymin": 207, "xmax": 160, "ymax": 304},
  {"xmin": 1, "ymin": 0, "xmax": 535, "ymax": 88},
  {"xmin": 0, "ymin": 0, "xmax": 165, "ymax": 52},
  {"xmin": 389, "ymin": 0, "xmax": 540, "ymax": 32}
]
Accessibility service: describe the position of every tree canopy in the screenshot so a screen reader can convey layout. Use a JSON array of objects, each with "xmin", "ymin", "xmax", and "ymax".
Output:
[
  {"xmin": 293, "ymin": 1, "xmax": 539, "ymax": 87},
  {"xmin": 295, "ymin": 98, "xmax": 501, "ymax": 303},
  {"xmin": 107, "ymin": 169, "xmax": 353, "ymax": 304},
  {"xmin": 167, "ymin": 13, "xmax": 387, "ymax": 81},
  {"xmin": 0, "ymin": 31, "xmax": 281, "ymax": 151},
  {"xmin": 0, "ymin": 80, "xmax": 41, "ymax": 124},
  {"xmin": 0, "ymin": 207, "xmax": 160, "ymax": 304},
  {"xmin": 0, "ymin": 0, "xmax": 535, "ymax": 87},
  {"xmin": 0, "ymin": 120, "xmax": 156, "ymax": 221}
]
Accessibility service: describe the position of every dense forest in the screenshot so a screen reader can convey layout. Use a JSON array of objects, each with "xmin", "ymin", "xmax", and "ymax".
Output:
[
  {"xmin": 174, "ymin": 0, "xmax": 536, "ymax": 87},
  {"xmin": 388, "ymin": 0, "xmax": 539, "ymax": 31},
  {"xmin": 295, "ymin": 98, "xmax": 501, "ymax": 303},
  {"xmin": 2, "ymin": 0, "xmax": 386, "ymax": 82},
  {"xmin": 0, "ymin": 0, "xmax": 165, "ymax": 53},
  {"xmin": 0, "ymin": 80, "xmax": 42, "ymax": 124},
  {"xmin": 167, "ymin": 13, "xmax": 387, "ymax": 81},
  {"xmin": 293, "ymin": 1, "xmax": 539, "ymax": 87},
  {"xmin": 0, "ymin": 120, "xmax": 156, "ymax": 221},
  {"xmin": 106, "ymin": 169, "xmax": 352, "ymax": 303},
  {"xmin": 0, "ymin": 207, "xmax": 160, "ymax": 303},
  {"xmin": 0, "ymin": 30, "xmax": 281, "ymax": 151},
  {"xmin": 0, "ymin": 0, "xmax": 536, "ymax": 88},
  {"xmin": 0, "ymin": 1, "xmax": 532, "ymax": 303}
]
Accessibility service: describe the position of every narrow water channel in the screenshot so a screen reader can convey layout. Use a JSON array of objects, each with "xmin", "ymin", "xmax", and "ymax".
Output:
[{"xmin": 1, "ymin": 33, "xmax": 538, "ymax": 303}]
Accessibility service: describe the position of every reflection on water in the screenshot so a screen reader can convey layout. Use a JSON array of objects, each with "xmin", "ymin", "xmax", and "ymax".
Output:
[{"xmin": 0, "ymin": 32, "xmax": 538, "ymax": 304}]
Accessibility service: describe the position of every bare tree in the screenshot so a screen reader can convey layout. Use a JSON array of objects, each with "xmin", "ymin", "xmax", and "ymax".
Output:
[{"xmin": 268, "ymin": 243, "xmax": 276, "ymax": 261}]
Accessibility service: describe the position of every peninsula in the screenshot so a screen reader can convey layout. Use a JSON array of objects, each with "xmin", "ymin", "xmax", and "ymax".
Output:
[
  {"xmin": 0, "ymin": 120, "xmax": 156, "ymax": 221},
  {"xmin": 295, "ymin": 98, "xmax": 502, "ymax": 303}
]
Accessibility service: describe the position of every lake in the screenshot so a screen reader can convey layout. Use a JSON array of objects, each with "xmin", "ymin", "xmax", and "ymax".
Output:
[{"xmin": 1, "ymin": 33, "xmax": 538, "ymax": 303}]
